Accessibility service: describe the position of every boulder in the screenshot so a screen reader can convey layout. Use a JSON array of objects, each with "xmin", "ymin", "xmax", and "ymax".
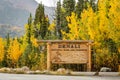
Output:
[
  {"xmin": 21, "ymin": 66, "xmax": 29, "ymax": 72},
  {"xmin": 57, "ymin": 68, "xmax": 66, "ymax": 74},
  {"xmin": 35, "ymin": 70, "xmax": 41, "ymax": 73},
  {"xmin": 100, "ymin": 67, "xmax": 111, "ymax": 72},
  {"xmin": 43, "ymin": 70, "xmax": 49, "ymax": 74},
  {"xmin": 14, "ymin": 68, "xmax": 22, "ymax": 72},
  {"xmin": 0, "ymin": 67, "xmax": 11, "ymax": 72}
]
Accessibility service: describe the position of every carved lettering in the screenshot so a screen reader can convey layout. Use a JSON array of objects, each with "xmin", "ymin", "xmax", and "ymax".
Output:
[{"xmin": 58, "ymin": 44, "xmax": 80, "ymax": 48}]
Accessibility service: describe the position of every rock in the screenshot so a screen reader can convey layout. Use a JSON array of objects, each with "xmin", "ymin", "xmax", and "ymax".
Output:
[
  {"xmin": 0, "ymin": 67, "xmax": 11, "ymax": 72},
  {"xmin": 57, "ymin": 68, "xmax": 66, "ymax": 74},
  {"xmin": 0, "ymin": 66, "xmax": 29, "ymax": 74},
  {"xmin": 21, "ymin": 66, "xmax": 29, "ymax": 72},
  {"xmin": 26, "ymin": 71, "xmax": 35, "ymax": 74},
  {"xmin": 35, "ymin": 70, "xmax": 41, "ymax": 73},
  {"xmin": 15, "ymin": 68, "xmax": 23, "ymax": 72},
  {"xmin": 100, "ymin": 67, "xmax": 111, "ymax": 72},
  {"xmin": 94, "ymin": 71, "xmax": 99, "ymax": 76},
  {"xmin": 12, "ymin": 66, "xmax": 29, "ymax": 73},
  {"xmin": 43, "ymin": 70, "xmax": 49, "ymax": 74},
  {"xmin": 66, "ymin": 69, "xmax": 72, "ymax": 75}
]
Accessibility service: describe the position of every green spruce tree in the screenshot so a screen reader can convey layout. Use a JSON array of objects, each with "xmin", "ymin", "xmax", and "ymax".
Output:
[
  {"xmin": 2, "ymin": 33, "xmax": 10, "ymax": 67},
  {"xmin": 75, "ymin": 0, "xmax": 84, "ymax": 18},
  {"xmin": 34, "ymin": 4, "xmax": 45, "ymax": 25},
  {"xmin": 90, "ymin": 0, "xmax": 97, "ymax": 11},
  {"xmin": 56, "ymin": 0, "xmax": 62, "ymax": 39},
  {"xmin": 19, "ymin": 14, "xmax": 40, "ymax": 69},
  {"xmin": 34, "ymin": 3, "xmax": 49, "ymax": 39},
  {"xmin": 63, "ymin": 0, "xmax": 75, "ymax": 16},
  {"xmin": 61, "ymin": 0, "xmax": 75, "ymax": 33},
  {"xmin": 27, "ymin": 13, "xmax": 32, "ymax": 44},
  {"xmin": 83, "ymin": 0, "xmax": 89, "ymax": 9}
]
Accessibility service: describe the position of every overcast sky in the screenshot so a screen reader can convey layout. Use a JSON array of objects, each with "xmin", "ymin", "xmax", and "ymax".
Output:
[
  {"xmin": 35, "ymin": 0, "xmax": 78, "ymax": 7},
  {"xmin": 35, "ymin": 0, "xmax": 63, "ymax": 7}
]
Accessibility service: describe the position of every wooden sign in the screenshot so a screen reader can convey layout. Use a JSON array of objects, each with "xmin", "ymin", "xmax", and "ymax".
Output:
[
  {"xmin": 37, "ymin": 40, "xmax": 93, "ymax": 71},
  {"xmin": 50, "ymin": 42, "xmax": 88, "ymax": 64}
]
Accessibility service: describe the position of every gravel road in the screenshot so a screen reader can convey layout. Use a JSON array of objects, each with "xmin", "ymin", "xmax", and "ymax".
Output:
[{"xmin": 0, "ymin": 73, "xmax": 120, "ymax": 80}]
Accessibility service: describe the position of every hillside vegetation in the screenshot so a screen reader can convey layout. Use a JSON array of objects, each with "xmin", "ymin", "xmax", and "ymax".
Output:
[
  {"xmin": 0, "ymin": 0, "xmax": 55, "ymax": 37},
  {"xmin": 0, "ymin": 0, "xmax": 120, "ymax": 72}
]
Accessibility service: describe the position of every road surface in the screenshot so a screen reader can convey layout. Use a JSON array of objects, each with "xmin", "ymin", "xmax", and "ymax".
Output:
[{"xmin": 0, "ymin": 73, "xmax": 120, "ymax": 80}]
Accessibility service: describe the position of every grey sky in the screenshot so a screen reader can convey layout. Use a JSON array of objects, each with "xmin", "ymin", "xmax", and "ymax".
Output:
[
  {"xmin": 35, "ymin": 0, "xmax": 78, "ymax": 7},
  {"xmin": 35, "ymin": 0, "xmax": 63, "ymax": 7}
]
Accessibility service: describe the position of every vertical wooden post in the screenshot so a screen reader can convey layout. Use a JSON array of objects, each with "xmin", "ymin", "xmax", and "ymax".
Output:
[
  {"xmin": 47, "ymin": 42, "xmax": 51, "ymax": 71},
  {"xmin": 119, "ymin": 65, "xmax": 120, "ymax": 72},
  {"xmin": 87, "ymin": 42, "xmax": 92, "ymax": 71}
]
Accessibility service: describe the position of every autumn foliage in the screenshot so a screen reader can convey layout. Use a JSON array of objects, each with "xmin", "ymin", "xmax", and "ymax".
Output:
[
  {"xmin": 0, "ymin": 38, "xmax": 4, "ymax": 62},
  {"xmin": 62, "ymin": 0, "xmax": 120, "ymax": 71},
  {"xmin": 0, "ymin": 0, "xmax": 120, "ymax": 71}
]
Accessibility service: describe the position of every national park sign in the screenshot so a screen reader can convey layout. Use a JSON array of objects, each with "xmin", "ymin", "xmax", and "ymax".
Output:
[{"xmin": 37, "ymin": 40, "xmax": 93, "ymax": 71}]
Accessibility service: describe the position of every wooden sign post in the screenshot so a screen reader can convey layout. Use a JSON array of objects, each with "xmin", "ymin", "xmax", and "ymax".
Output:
[{"xmin": 37, "ymin": 40, "xmax": 93, "ymax": 72}]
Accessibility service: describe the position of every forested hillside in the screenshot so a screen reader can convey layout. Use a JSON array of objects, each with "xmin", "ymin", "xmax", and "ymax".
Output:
[
  {"xmin": 0, "ymin": 24, "xmax": 24, "ymax": 37},
  {"xmin": 0, "ymin": 0, "xmax": 55, "ymax": 37},
  {"xmin": 0, "ymin": 0, "xmax": 120, "ymax": 71}
]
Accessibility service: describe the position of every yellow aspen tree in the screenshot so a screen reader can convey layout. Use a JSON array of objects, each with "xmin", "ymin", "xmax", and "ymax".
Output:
[
  {"xmin": 47, "ymin": 21, "xmax": 58, "ymax": 39},
  {"xmin": 80, "ymin": 9, "xmax": 91, "ymax": 40},
  {"xmin": 0, "ymin": 37, "xmax": 4, "ymax": 62},
  {"xmin": 80, "ymin": 7, "xmax": 101, "ymax": 48},
  {"xmin": 93, "ymin": 0, "xmax": 119, "ymax": 71},
  {"xmin": 48, "ymin": 21, "xmax": 56, "ymax": 34},
  {"xmin": 62, "ymin": 12, "xmax": 80, "ymax": 40},
  {"xmin": 99, "ymin": 0, "xmax": 110, "ymax": 38},
  {"xmin": 108, "ymin": 0, "xmax": 120, "ymax": 67},
  {"xmin": 61, "ymin": 8, "xmax": 98, "ymax": 40},
  {"xmin": 109, "ymin": 0, "xmax": 120, "ymax": 43},
  {"xmin": 94, "ymin": 0, "xmax": 109, "ymax": 69},
  {"xmin": 8, "ymin": 38, "xmax": 22, "ymax": 66},
  {"xmin": 31, "ymin": 35, "xmax": 38, "ymax": 47},
  {"xmin": 80, "ymin": 6, "xmax": 99, "ymax": 40}
]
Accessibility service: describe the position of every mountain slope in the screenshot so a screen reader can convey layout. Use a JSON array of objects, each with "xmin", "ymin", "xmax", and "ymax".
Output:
[
  {"xmin": 0, "ymin": 24, "xmax": 24, "ymax": 38},
  {"xmin": 0, "ymin": 0, "xmax": 55, "ymax": 37},
  {"xmin": 0, "ymin": 0, "xmax": 55, "ymax": 27},
  {"xmin": 0, "ymin": 0, "xmax": 36, "ymax": 27}
]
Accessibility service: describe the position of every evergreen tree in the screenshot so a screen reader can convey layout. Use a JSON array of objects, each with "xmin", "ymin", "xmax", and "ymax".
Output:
[
  {"xmin": 56, "ymin": 0, "xmax": 62, "ymax": 39},
  {"xmin": 63, "ymin": 0, "xmax": 75, "ymax": 16},
  {"xmin": 19, "ymin": 14, "xmax": 40, "ymax": 68},
  {"xmin": 6, "ymin": 33, "xmax": 10, "ymax": 47},
  {"xmin": 83, "ymin": 0, "xmax": 89, "ymax": 10},
  {"xmin": 41, "ymin": 16, "xmax": 49, "ymax": 39},
  {"xmin": 61, "ymin": 0, "xmax": 75, "ymax": 34},
  {"xmin": 2, "ymin": 33, "xmax": 10, "ymax": 67},
  {"xmin": 75, "ymin": 0, "xmax": 84, "ymax": 18},
  {"xmin": 26, "ymin": 13, "xmax": 32, "ymax": 44},
  {"xmin": 34, "ymin": 4, "xmax": 45, "ymax": 25},
  {"xmin": 34, "ymin": 4, "xmax": 49, "ymax": 39},
  {"xmin": 90, "ymin": 0, "xmax": 97, "ymax": 11}
]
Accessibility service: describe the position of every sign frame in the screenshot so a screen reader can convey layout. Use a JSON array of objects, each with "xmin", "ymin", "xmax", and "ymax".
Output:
[{"xmin": 37, "ymin": 40, "xmax": 93, "ymax": 71}]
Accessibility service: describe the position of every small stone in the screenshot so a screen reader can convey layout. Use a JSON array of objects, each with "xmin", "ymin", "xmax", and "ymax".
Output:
[
  {"xmin": 26, "ymin": 71, "xmax": 35, "ymax": 74},
  {"xmin": 0, "ymin": 67, "xmax": 11, "ymax": 72},
  {"xmin": 15, "ymin": 68, "xmax": 22, "ymax": 72},
  {"xmin": 66, "ymin": 69, "xmax": 72, "ymax": 74},
  {"xmin": 35, "ymin": 70, "xmax": 41, "ymax": 73},
  {"xmin": 100, "ymin": 67, "xmax": 111, "ymax": 72},
  {"xmin": 57, "ymin": 68, "xmax": 66, "ymax": 74},
  {"xmin": 21, "ymin": 66, "xmax": 29, "ymax": 72}
]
